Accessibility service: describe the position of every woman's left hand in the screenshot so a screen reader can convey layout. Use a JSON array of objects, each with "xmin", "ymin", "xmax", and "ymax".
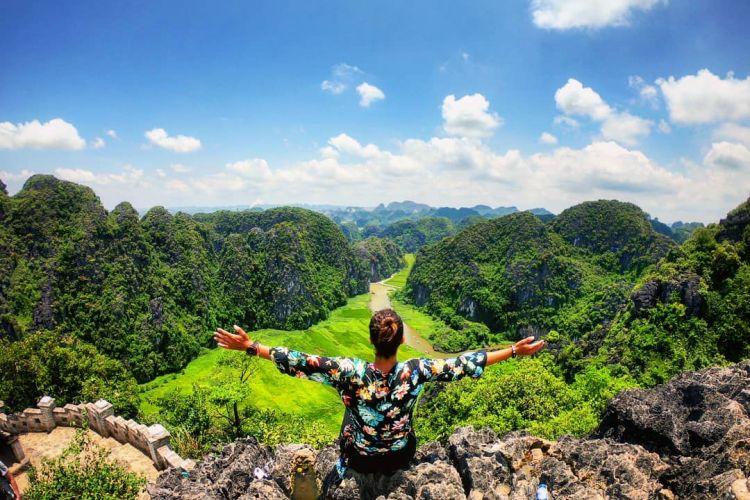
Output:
[
  {"xmin": 513, "ymin": 336, "xmax": 545, "ymax": 357},
  {"xmin": 214, "ymin": 325, "xmax": 252, "ymax": 351}
]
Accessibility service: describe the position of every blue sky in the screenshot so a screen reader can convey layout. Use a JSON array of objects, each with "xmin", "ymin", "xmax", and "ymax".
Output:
[{"xmin": 1, "ymin": 0, "xmax": 750, "ymax": 222}]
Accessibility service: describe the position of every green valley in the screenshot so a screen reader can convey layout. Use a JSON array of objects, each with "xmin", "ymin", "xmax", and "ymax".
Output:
[
  {"xmin": 139, "ymin": 293, "xmax": 411, "ymax": 451},
  {"xmin": 2, "ymin": 175, "xmax": 748, "ymax": 480}
]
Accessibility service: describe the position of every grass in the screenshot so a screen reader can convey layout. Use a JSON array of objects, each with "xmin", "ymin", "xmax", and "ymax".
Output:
[
  {"xmin": 139, "ymin": 292, "xmax": 422, "ymax": 440},
  {"xmin": 386, "ymin": 253, "xmax": 415, "ymax": 289}
]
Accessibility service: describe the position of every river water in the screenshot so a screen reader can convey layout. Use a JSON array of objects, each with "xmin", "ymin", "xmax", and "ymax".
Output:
[{"xmin": 368, "ymin": 281, "xmax": 453, "ymax": 359}]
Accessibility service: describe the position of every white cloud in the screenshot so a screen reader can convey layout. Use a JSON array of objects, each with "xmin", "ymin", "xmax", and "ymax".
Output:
[
  {"xmin": 170, "ymin": 163, "xmax": 192, "ymax": 173},
  {"xmin": 91, "ymin": 137, "xmax": 105, "ymax": 149},
  {"xmin": 225, "ymin": 159, "xmax": 272, "ymax": 180},
  {"xmin": 531, "ymin": 0, "xmax": 666, "ymax": 30},
  {"xmin": 23, "ymin": 128, "xmax": 746, "ymax": 223},
  {"xmin": 166, "ymin": 179, "xmax": 191, "ymax": 193},
  {"xmin": 553, "ymin": 115, "xmax": 580, "ymax": 129},
  {"xmin": 55, "ymin": 165, "xmax": 144, "ymax": 186},
  {"xmin": 185, "ymin": 173, "xmax": 248, "ymax": 193},
  {"xmin": 555, "ymin": 79, "xmax": 612, "ymax": 121},
  {"xmin": 442, "ymin": 94, "xmax": 502, "ymax": 138},
  {"xmin": 704, "ymin": 141, "xmax": 750, "ymax": 171},
  {"xmin": 0, "ymin": 118, "xmax": 86, "ymax": 150},
  {"xmin": 714, "ymin": 123, "xmax": 750, "ymax": 147},
  {"xmin": 461, "ymin": 52, "xmax": 470, "ymax": 61},
  {"xmin": 0, "ymin": 169, "xmax": 35, "ymax": 182},
  {"xmin": 539, "ymin": 132, "xmax": 558, "ymax": 145},
  {"xmin": 145, "ymin": 128, "xmax": 201, "ymax": 153},
  {"xmin": 321, "ymin": 80, "xmax": 346, "ymax": 94},
  {"xmin": 356, "ymin": 82, "xmax": 385, "ymax": 107},
  {"xmin": 600, "ymin": 112, "xmax": 653, "ymax": 146},
  {"xmin": 529, "ymin": 141, "xmax": 680, "ymax": 194},
  {"xmin": 555, "ymin": 78, "xmax": 652, "ymax": 145},
  {"xmin": 166, "ymin": 160, "xmax": 274, "ymax": 197},
  {"xmin": 106, "ymin": 129, "xmax": 118, "ymax": 139},
  {"xmin": 319, "ymin": 145, "xmax": 339, "ymax": 159},
  {"xmin": 11, "ymin": 93, "xmax": 744, "ymax": 223},
  {"xmin": 657, "ymin": 69, "xmax": 750, "ymax": 124},
  {"xmin": 629, "ymin": 75, "xmax": 659, "ymax": 106},
  {"xmin": 321, "ymin": 63, "xmax": 363, "ymax": 95},
  {"xmin": 328, "ymin": 133, "xmax": 382, "ymax": 158}
]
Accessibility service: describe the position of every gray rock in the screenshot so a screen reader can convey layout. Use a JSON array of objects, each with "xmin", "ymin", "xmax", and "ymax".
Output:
[
  {"xmin": 597, "ymin": 360, "xmax": 750, "ymax": 498},
  {"xmin": 448, "ymin": 426, "xmax": 512, "ymax": 498},
  {"xmin": 385, "ymin": 461, "xmax": 466, "ymax": 499},
  {"xmin": 149, "ymin": 437, "xmax": 275, "ymax": 500},
  {"xmin": 631, "ymin": 272, "xmax": 703, "ymax": 318},
  {"xmin": 151, "ymin": 362, "xmax": 750, "ymax": 500}
]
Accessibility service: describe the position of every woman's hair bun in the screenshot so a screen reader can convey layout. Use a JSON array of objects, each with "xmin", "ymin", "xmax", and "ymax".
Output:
[{"xmin": 369, "ymin": 309, "xmax": 404, "ymax": 357}]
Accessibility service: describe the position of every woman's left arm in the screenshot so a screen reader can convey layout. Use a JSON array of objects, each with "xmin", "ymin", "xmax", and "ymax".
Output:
[{"xmin": 485, "ymin": 336, "xmax": 545, "ymax": 366}]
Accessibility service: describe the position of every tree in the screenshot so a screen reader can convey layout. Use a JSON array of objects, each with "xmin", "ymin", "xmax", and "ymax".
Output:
[{"xmin": 209, "ymin": 352, "xmax": 258, "ymax": 438}]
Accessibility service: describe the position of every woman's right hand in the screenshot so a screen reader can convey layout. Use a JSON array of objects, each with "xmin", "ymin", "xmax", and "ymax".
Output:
[
  {"xmin": 513, "ymin": 336, "xmax": 545, "ymax": 356},
  {"xmin": 214, "ymin": 325, "xmax": 252, "ymax": 351}
]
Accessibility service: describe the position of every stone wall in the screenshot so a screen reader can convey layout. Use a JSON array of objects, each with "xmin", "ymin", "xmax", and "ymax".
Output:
[{"xmin": 0, "ymin": 397, "xmax": 193, "ymax": 471}]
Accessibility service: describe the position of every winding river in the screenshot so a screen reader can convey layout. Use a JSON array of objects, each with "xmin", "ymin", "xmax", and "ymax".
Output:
[{"xmin": 368, "ymin": 281, "xmax": 453, "ymax": 359}]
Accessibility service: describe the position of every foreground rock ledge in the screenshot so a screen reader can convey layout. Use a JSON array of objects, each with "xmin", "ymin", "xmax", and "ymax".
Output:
[{"xmin": 149, "ymin": 361, "xmax": 750, "ymax": 499}]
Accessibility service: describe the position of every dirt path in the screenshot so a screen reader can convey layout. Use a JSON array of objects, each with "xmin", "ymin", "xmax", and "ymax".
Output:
[
  {"xmin": 369, "ymin": 281, "xmax": 453, "ymax": 359},
  {"xmin": 14, "ymin": 427, "xmax": 158, "ymax": 496}
]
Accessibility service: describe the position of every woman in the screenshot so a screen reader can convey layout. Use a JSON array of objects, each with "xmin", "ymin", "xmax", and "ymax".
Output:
[{"xmin": 214, "ymin": 308, "xmax": 544, "ymax": 486}]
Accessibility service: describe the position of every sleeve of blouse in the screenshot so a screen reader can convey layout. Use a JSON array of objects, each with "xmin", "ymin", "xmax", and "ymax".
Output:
[
  {"xmin": 416, "ymin": 350, "xmax": 487, "ymax": 383},
  {"xmin": 269, "ymin": 346, "xmax": 344, "ymax": 387}
]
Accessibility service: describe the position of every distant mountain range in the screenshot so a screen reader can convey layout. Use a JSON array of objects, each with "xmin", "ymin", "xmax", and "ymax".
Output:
[{"xmin": 161, "ymin": 200, "xmax": 551, "ymax": 219}]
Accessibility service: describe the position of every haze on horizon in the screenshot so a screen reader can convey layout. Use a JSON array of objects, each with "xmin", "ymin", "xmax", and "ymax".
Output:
[{"xmin": 1, "ymin": 0, "xmax": 750, "ymax": 224}]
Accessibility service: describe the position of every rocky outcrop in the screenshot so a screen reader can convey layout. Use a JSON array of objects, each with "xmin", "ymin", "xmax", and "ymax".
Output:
[
  {"xmin": 150, "ymin": 361, "xmax": 750, "ymax": 499},
  {"xmin": 631, "ymin": 271, "xmax": 704, "ymax": 318},
  {"xmin": 596, "ymin": 360, "xmax": 750, "ymax": 499}
]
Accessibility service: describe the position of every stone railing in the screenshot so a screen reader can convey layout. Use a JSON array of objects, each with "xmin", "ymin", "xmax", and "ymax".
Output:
[{"xmin": 0, "ymin": 397, "xmax": 193, "ymax": 471}]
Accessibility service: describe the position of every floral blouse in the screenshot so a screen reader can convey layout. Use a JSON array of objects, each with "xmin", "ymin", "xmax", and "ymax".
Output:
[{"xmin": 269, "ymin": 347, "xmax": 487, "ymax": 458}]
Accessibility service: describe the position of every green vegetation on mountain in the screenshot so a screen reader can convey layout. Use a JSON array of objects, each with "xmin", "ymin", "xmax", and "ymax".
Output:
[
  {"xmin": 353, "ymin": 237, "xmax": 404, "ymax": 282},
  {"xmin": 404, "ymin": 201, "xmax": 676, "ymax": 351},
  {"xmin": 559, "ymin": 195, "xmax": 750, "ymax": 386},
  {"xmin": 669, "ymin": 221, "xmax": 704, "ymax": 243},
  {"xmin": 0, "ymin": 175, "xmax": 401, "ymax": 413},
  {"xmin": 328, "ymin": 202, "xmax": 546, "ymax": 251},
  {"xmin": 373, "ymin": 217, "xmax": 456, "ymax": 252},
  {"xmin": 550, "ymin": 200, "xmax": 674, "ymax": 274},
  {"xmin": 0, "ymin": 331, "xmax": 140, "ymax": 417},
  {"xmin": 415, "ymin": 357, "xmax": 636, "ymax": 442}
]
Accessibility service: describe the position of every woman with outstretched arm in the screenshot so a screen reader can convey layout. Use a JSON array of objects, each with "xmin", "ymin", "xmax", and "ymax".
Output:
[{"xmin": 214, "ymin": 308, "xmax": 544, "ymax": 489}]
